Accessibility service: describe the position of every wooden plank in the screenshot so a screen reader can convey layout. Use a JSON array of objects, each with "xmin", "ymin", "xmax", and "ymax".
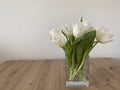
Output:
[
  {"xmin": 0, "ymin": 60, "xmax": 6, "ymax": 64},
  {"xmin": 0, "ymin": 58, "xmax": 119, "ymax": 90}
]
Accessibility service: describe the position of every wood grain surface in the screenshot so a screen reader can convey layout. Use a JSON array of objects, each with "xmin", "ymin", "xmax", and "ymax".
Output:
[
  {"xmin": 0, "ymin": 61, "xmax": 6, "ymax": 64},
  {"xmin": 0, "ymin": 58, "xmax": 120, "ymax": 90}
]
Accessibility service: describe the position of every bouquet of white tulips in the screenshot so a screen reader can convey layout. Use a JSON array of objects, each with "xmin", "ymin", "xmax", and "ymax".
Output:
[{"xmin": 50, "ymin": 17, "xmax": 113, "ymax": 80}]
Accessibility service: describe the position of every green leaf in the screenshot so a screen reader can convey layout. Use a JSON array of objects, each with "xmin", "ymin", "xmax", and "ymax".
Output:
[
  {"xmin": 62, "ymin": 30, "xmax": 96, "ymax": 70},
  {"xmin": 75, "ymin": 30, "xmax": 96, "ymax": 68},
  {"xmin": 63, "ymin": 45, "xmax": 73, "ymax": 68},
  {"xmin": 61, "ymin": 31, "xmax": 69, "ymax": 41}
]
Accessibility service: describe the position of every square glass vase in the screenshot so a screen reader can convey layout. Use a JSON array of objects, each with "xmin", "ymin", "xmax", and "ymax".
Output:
[{"xmin": 66, "ymin": 57, "xmax": 89, "ymax": 87}]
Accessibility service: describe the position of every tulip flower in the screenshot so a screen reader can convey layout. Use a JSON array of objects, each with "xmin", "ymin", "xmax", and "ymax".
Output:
[
  {"xmin": 73, "ymin": 22, "xmax": 85, "ymax": 38},
  {"xmin": 62, "ymin": 25, "xmax": 73, "ymax": 36},
  {"xmin": 50, "ymin": 29, "xmax": 67, "ymax": 47},
  {"xmin": 96, "ymin": 27, "xmax": 113, "ymax": 44},
  {"xmin": 83, "ymin": 21, "xmax": 94, "ymax": 33},
  {"xmin": 73, "ymin": 20, "xmax": 94, "ymax": 39}
]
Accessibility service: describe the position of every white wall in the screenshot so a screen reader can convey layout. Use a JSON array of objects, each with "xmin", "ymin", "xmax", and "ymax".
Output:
[{"xmin": 0, "ymin": 0, "xmax": 120, "ymax": 60}]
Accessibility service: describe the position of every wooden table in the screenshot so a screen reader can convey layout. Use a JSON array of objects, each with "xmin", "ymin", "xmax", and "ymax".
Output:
[{"xmin": 0, "ymin": 58, "xmax": 120, "ymax": 90}]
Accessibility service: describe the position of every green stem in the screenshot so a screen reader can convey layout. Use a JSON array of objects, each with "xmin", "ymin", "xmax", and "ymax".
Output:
[
  {"xmin": 70, "ymin": 54, "xmax": 86, "ymax": 80},
  {"xmin": 69, "ymin": 41, "xmax": 99, "ymax": 80},
  {"xmin": 71, "ymin": 45, "xmax": 75, "ymax": 69}
]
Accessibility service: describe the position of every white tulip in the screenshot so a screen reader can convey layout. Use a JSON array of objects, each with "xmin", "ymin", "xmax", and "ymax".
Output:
[
  {"xmin": 62, "ymin": 24, "xmax": 73, "ymax": 36},
  {"xmin": 73, "ymin": 20, "xmax": 94, "ymax": 39},
  {"xmin": 96, "ymin": 27, "xmax": 113, "ymax": 44},
  {"xmin": 73, "ymin": 22, "xmax": 84, "ymax": 38},
  {"xmin": 83, "ymin": 21, "xmax": 94, "ymax": 33},
  {"xmin": 50, "ymin": 29, "xmax": 67, "ymax": 47}
]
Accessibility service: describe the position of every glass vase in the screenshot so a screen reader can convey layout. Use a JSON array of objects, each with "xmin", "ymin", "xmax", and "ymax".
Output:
[{"xmin": 66, "ymin": 57, "xmax": 89, "ymax": 87}]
